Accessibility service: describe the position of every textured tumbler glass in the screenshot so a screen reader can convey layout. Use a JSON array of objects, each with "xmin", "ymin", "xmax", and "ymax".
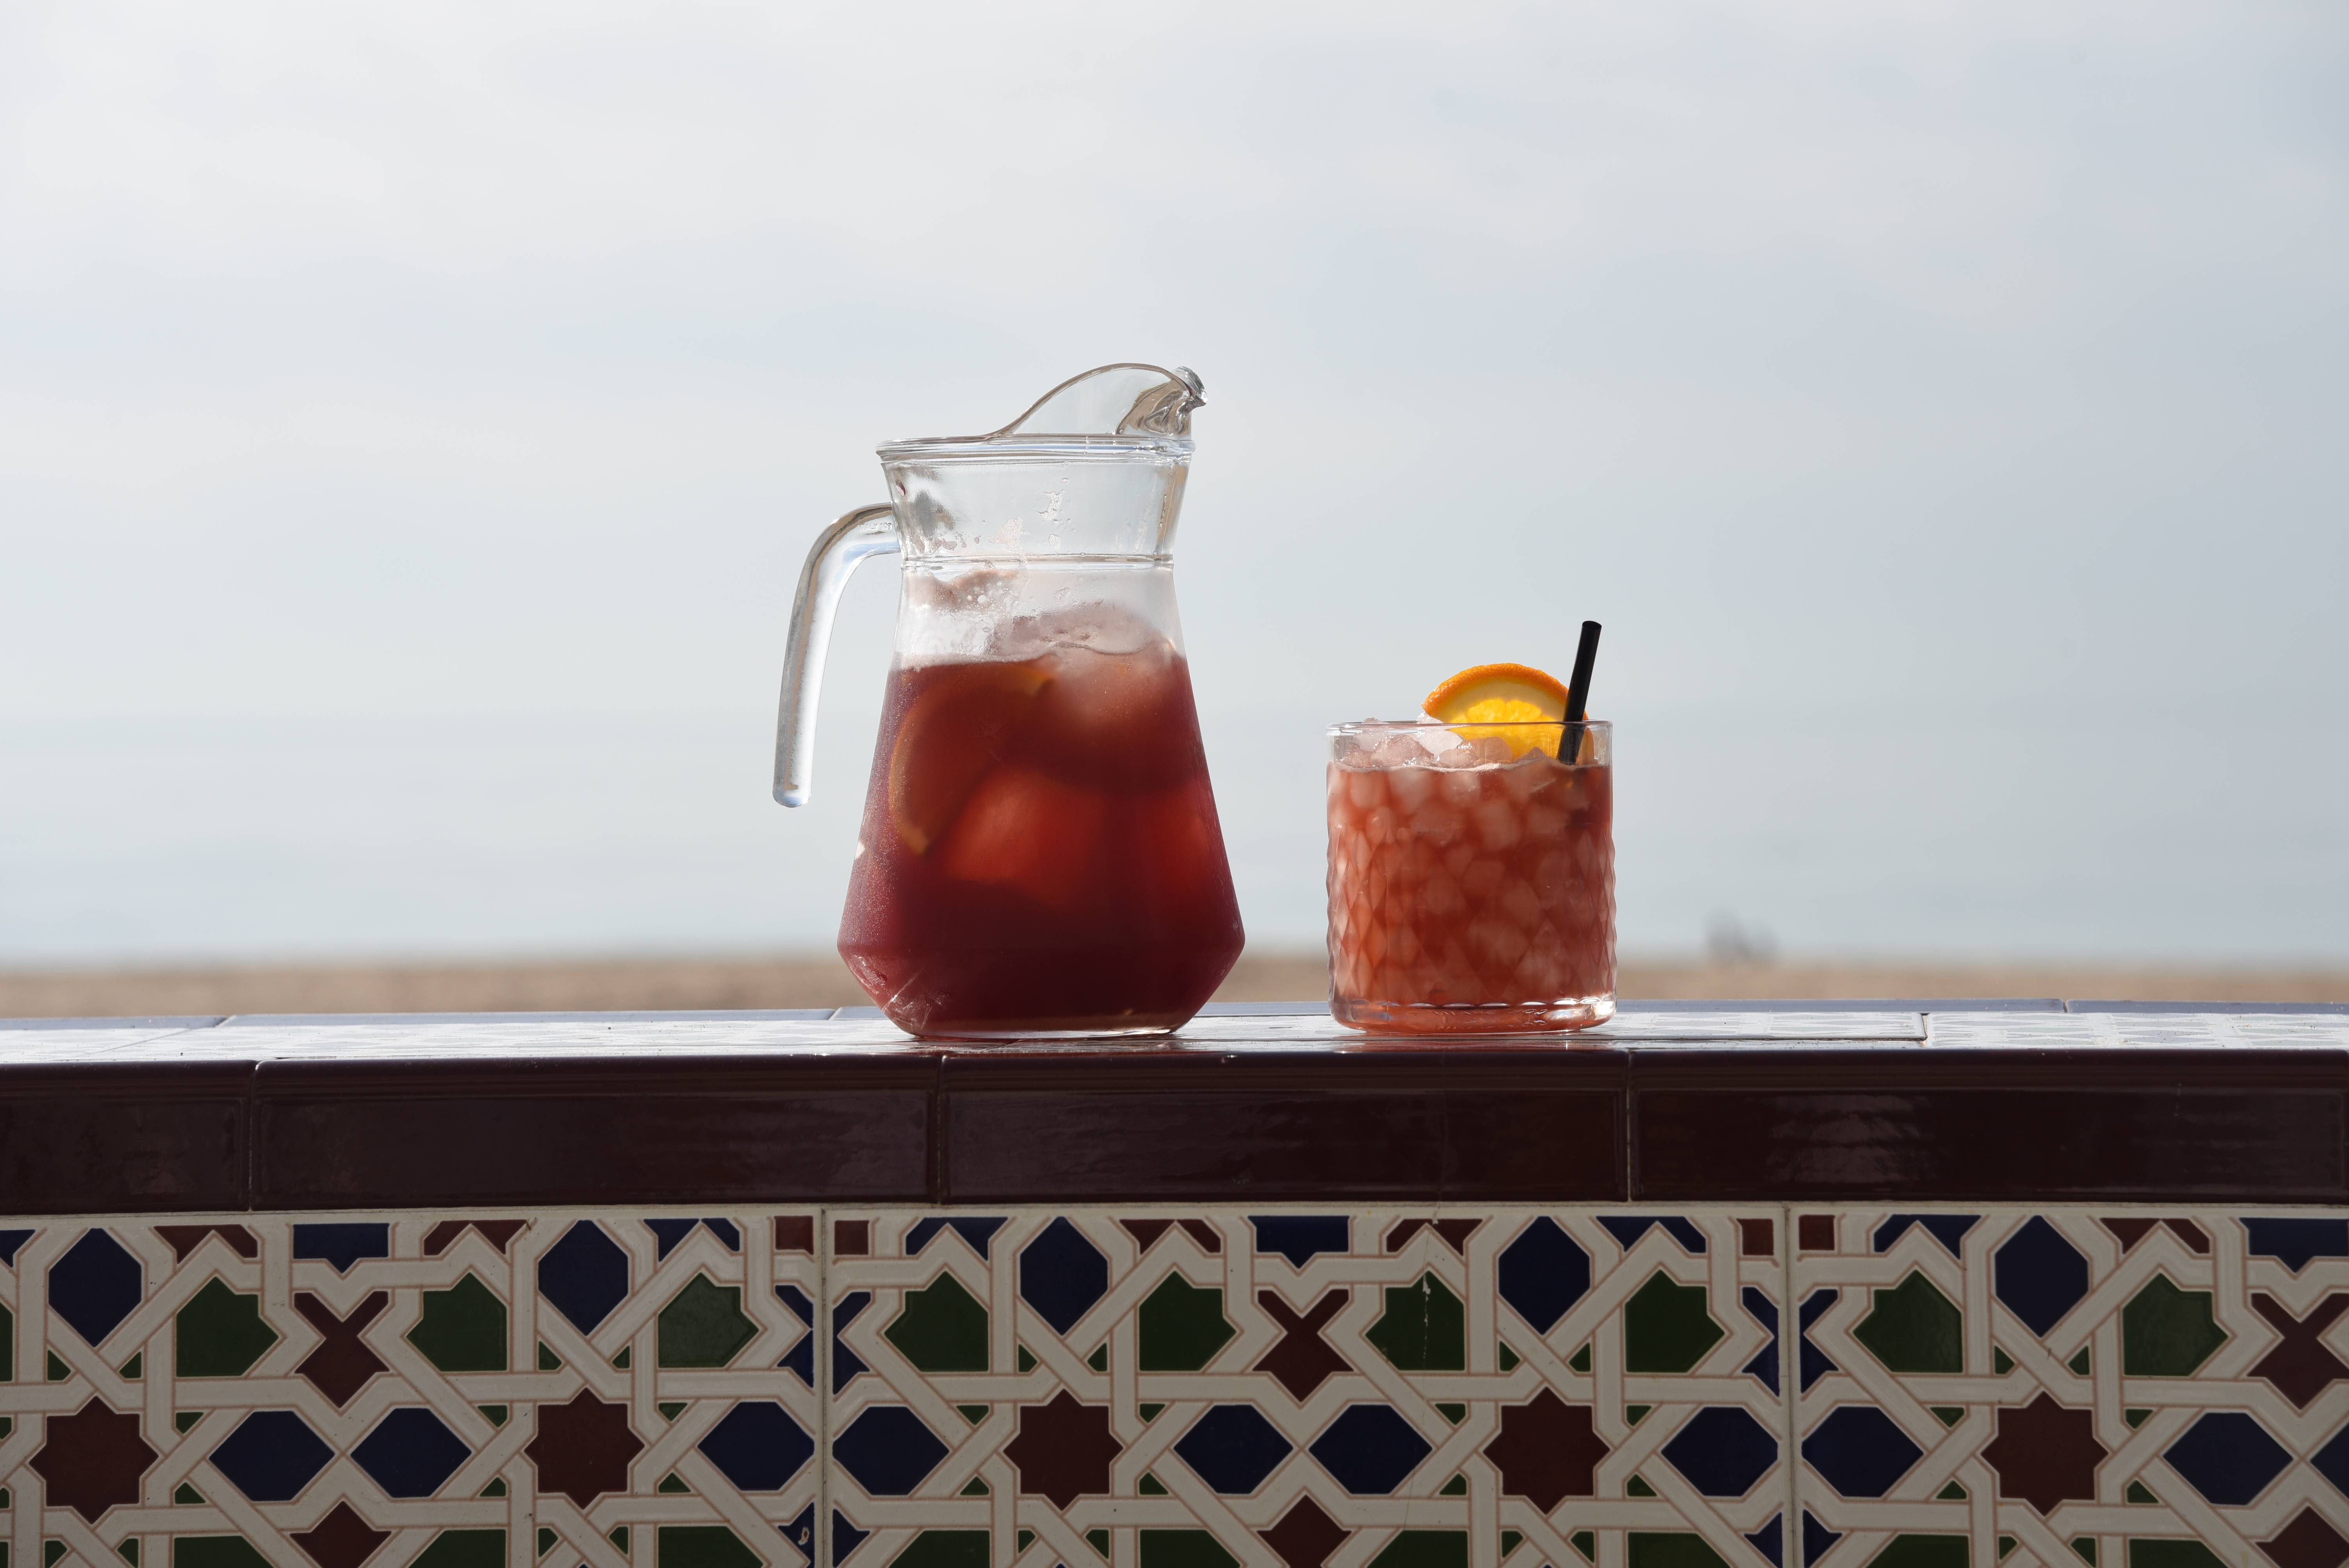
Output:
[{"xmin": 1326, "ymin": 718, "xmax": 1615, "ymax": 1033}]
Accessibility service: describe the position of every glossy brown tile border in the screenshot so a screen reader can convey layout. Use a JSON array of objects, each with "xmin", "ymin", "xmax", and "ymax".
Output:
[
  {"xmin": 252, "ymin": 1057, "xmax": 935, "ymax": 1208},
  {"xmin": 1632, "ymin": 1049, "xmax": 2349, "ymax": 1201},
  {"xmin": 0, "ymin": 1062, "xmax": 248, "ymax": 1214},
  {"xmin": 939, "ymin": 1050, "xmax": 1627, "ymax": 1202},
  {"xmin": 5, "ymin": 1041, "xmax": 2346, "ymax": 1211}
]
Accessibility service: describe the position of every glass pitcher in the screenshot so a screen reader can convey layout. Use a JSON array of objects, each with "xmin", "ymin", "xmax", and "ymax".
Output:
[{"xmin": 774, "ymin": 364, "xmax": 1245, "ymax": 1040}]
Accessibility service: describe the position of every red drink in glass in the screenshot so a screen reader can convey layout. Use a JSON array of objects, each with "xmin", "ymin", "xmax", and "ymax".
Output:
[
  {"xmin": 1327, "ymin": 720, "xmax": 1614, "ymax": 1033},
  {"xmin": 839, "ymin": 639, "xmax": 1244, "ymax": 1038}
]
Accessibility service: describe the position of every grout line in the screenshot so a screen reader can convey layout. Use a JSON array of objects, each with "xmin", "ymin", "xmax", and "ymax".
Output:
[
  {"xmin": 1780, "ymin": 1201, "xmax": 1799, "ymax": 1558},
  {"xmin": 815, "ymin": 1207, "xmax": 830, "ymax": 1568}
]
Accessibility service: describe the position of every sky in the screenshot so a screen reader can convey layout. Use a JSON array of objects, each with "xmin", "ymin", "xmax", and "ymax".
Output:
[{"xmin": 2, "ymin": 0, "xmax": 2345, "ymax": 965}]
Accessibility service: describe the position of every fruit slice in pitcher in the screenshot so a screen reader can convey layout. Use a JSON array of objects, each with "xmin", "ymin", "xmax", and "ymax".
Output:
[
  {"xmin": 1422, "ymin": 662, "xmax": 1569, "ymax": 757},
  {"xmin": 934, "ymin": 763, "xmax": 1107, "ymax": 912},
  {"xmin": 888, "ymin": 662, "xmax": 1052, "ymax": 853}
]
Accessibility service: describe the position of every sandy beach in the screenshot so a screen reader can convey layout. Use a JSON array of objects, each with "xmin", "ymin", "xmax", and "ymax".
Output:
[{"xmin": 1, "ymin": 952, "xmax": 2341, "ymax": 1018}]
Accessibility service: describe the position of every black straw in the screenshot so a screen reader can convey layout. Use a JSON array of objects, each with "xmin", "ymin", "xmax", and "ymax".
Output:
[{"xmin": 1562, "ymin": 620, "xmax": 1601, "ymax": 763}]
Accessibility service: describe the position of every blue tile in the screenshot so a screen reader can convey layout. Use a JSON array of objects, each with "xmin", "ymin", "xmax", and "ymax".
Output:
[
  {"xmin": 292, "ymin": 1223, "xmax": 389, "ymax": 1273},
  {"xmin": 352, "ymin": 1408, "xmax": 470, "ymax": 1498},
  {"xmin": 1019, "ymin": 1219, "xmax": 1109, "ymax": 1336},
  {"xmin": 538, "ymin": 1221, "xmax": 630, "ymax": 1333},
  {"xmin": 1309, "ymin": 1406, "xmax": 1432, "ymax": 1496},
  {"xmin": 1497, "ymin": 1217, "xmax": 1590, "ymax": 1334},
  {"xmin": 48, "ymin": 1229, "xmax": 142, "ymax": 1348},
  {"xmin": 1173, "ymin": 1406, "xmax": 1293, "ymax": 1494},
  {"xmin": 209, "ymin": 1410, "xmax": 333, "ymax": 1502},
  {"xmin": 1993, "ymin": 1217, "xmax": 2088, "ymax": 1338},
  {"xmin": 699, "ymin": 1402, "xmax": 813, "ymax": 1491}
]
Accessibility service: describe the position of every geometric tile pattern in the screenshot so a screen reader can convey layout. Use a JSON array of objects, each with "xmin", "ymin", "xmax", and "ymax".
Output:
[
  {"xmin": 1, "ymin": 1213, "xmax": 819, "ymax": 1568},
  {"xmin": 827, "ymin": 1208, "xmax": 1787, "ymax": 1568},
  {"xmin": 1794, "ymin": 1206, "xmax": 2349, "ymax": 1568},
  {"xmin": 12, "ymin": 1207, "xmax": 2349, "ymax": 1568}
]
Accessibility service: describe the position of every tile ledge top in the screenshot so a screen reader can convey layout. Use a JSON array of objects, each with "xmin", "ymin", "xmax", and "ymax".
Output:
[{"xmin": 1, "ymin": 1001, "xmax": 2344, "ymax": 1064}]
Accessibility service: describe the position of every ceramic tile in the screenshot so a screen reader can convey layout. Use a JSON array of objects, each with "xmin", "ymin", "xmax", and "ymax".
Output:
[
  {"xmin": 1792, "ymin": 1206, "xmax": 2349, "ymax": 1568},
  {"xmin": 823, "ymin": 1207, "xmax": 1789, "ymax": 1568},
  {"xmin": 0, "ymin": 1212, "xmax": 820, "ymax": 1568}
]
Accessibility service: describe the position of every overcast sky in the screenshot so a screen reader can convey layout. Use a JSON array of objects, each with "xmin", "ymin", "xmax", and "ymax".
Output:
[{"xmin": 3, "ymin": 0, "xmax": 2344, "ymax": 964}]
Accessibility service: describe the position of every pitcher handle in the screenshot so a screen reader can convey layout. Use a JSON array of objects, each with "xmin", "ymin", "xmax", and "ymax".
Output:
[{"xmin": 773, "ymin": 504, "xmax": 899, "ymax": 806}]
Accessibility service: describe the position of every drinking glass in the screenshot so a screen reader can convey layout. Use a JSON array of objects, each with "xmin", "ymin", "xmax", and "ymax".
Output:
[{"xmin": 1326, "ymin": 719, "xmax": 1615, "ymax": 1033}]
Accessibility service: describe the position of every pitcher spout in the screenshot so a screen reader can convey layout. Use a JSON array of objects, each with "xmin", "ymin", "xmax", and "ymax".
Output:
[{"xmin": 993, "ymin": 363, "xmax": 1206, "ymax": 441}]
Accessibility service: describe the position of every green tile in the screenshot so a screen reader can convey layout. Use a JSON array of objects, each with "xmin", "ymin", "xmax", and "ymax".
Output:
[
  {"xmin": 1435, "ymin": 1402, "xmax": 1467, "ymax": 1425},
  {"xmin": 1501, "ymin": 1534, "xmax": 1524, "ymax": 1559},
  {"xmin": 1854, "ymin": 1273, "xmax": 1963, "ymax": 1375},
  {"xmin": 1936, "ymin": 1482, "xmax": 1966, "ymax": 1501},
  {"xmin": 1139, "ymin": 1534, "xmax": 1238, "ymax": 1568},
  {"xmin": 410, "ymin": 1274, "xmax": 509, "ymax": 1374},
  {"xmin": 537, "ymin": 1343, "xmax": 561, "ymax": 1371},
  {"xmin": 1992, "ymin": 1347, "xmax": 2014, "ymax": 1375},
  {"xmin": 412, "ymin": 1532, "xmax": 505, "ymax": 1568},
  {"xmin": 44, "ymin": 1547, "xmax": 65, "ymax": 1568},
  {"xmin": 47, "ymin": 1352, "xmax": 69, "ymax": 1381},
  {"xmin": 1998, "ymin": 1541, "xmax": 2016, "ymax": 1563},
  {"xmin": 1865, "ymin": 1541, "xmax": 1967, "ymax": 1568},
  {"xmin": 169, "ymin": 1543, "xmax": 268, "ymax": 1568},
  {"xmin": 1137, "ymin": 1276, "xmax": 1234, "ymax": 1373},
  {"xmin": 1439, "ymin": 1475, "xmax": 1467, "ymax": 1497},
  {"xmin": 1570, "ymin": 1535, "xmax": 1596, "ymax": 1565},
  {"xmin": 2126, "ymin": 1481, "xmax": 2158, "ymax": 1505},
  {"xmin": 659, "ymin": 1277, "xmax": 756, "ymax": 1370},
  {"xmin": 1087, "ymin": 1531, "xmax": 1109, "ymax": 1559},
  {"xmin": 117, "ymin": 1541, "xmax": 137, "ymax": 1565},
  {"xmin": 1930, "ymin": 1406, "xmax": 1964, "ymax": 1427},
  {"xmin": 480, "ymin": 1478, "xmax": 508, "ymax": 1499},
  {"xmin": 1369, "ymin": 1535, "xmax": 1466, "ymax": 1568},
  {"xmin": 1626, "ymin": 1536, "xmax": 1728, "ymax": 1568},
  {"xmin": 1138, "ymin": 1403, "xmax": 1164, "ymax": 1422},
  {"xmin": 658, "ymin": 1402, "xmax": 686, "ymax": 1422},
  {"xmin": 2124, "ymin": 1408, "xmax": 2151, "ymax": 1428},
  {"xmin": 613, "ymin": 1346, "xmax": 631, "ymax": 1369},
  {"xmin": 1627, "ymin": 1475, "xmax": 1657, "ymax": 1498},
  {"xmin": 2126, "ymin": 1545, "xmax": 2224, "ymax": 1568},
  {"xmin": 609, "ymin": 1531, "xmax": 628, "ymax": 1556},
  {"xmin": 119, "ymin": 1354, "xmax": 142, "ymax": 1381},
  {"xmin": 658, "ymin": 1474, "xmax": 692, "ymax": 1495},
  {"xmin": 1016, "ymin": 1345, "xmax": 1037, "ymax": 1373},
  {"xmin": 1497, "ymin": 1343, "xmax": 1520, "ymax": 1371},
  {"xmin": 176, "ymin": 1280, "xmax": 280, "ymax": 1379},
  {"xmin": 173, "ymin": 1484, "xmax": 203, "ymax": 1506},
  {"xmin": 658, "ymin": 1527, "xmax": 759, "ymax": 1568},
  {"xmin": 958, "ymin": 1479, "xmax": 987, "ymax": 1497},
  {"xmin": 479, "ymin": 1405, "xmax": 509, "ymax": 1427},
  {"xmin": 0, "ymin": 1303, "xmax": 10, "ymax": 1381},
  {"xmin": 1139, "ymin": 1474, "xmax": 1168, "ymax": 1496},
  {"xmin": 890, "ymin": 1536, "xmax": 989, "ymax": 1568},
  {"xmin": 885, "ymin": 1276, "xmax": 989, "ymax": 1374},
  {"xmin": 1086, "ymin": 1345, "xmax": 1109, "ymax": 1373},
  {"xmin": 537, "ymin": 1531, "xmax": 556, "ymax": 1559},
  {"xmin": 957, "ymin": 1405, "xmax": 989, "ymax": 1425},
  {"xmin": 1623, "ymin": 1272, "xmax": 1723, "ymax": 1374},
  {"xmin": 174, "ymin": 1412, "xmax": 203, "ymax": 1434},
  {"xmin": 1367, "ymin": 1274, "xmax": 1467, "ymax": 1372},
  {"xmin": 2067, "ymin": 1349, "xmax": 2091, "ymax": 1376},
  {"xmin": 0, "ymin": 1487, "xmax": 9, "ymax": 1510},
  {"xmin": 1568, "ymin": 1344, "xmax": 1592, "ymax": 1373},
  {"xmin": 2071, "ymin": 1541, "xmax": 2095, "ymax": 1566},
  {"xmin": 1016, "ymin": 1534, "xmax": 1035, "ymax": 1555},
  {"xmin": 1626, "ymin": 1405, "xmax": 1650, "ymax": 1424},
  {"xmin": 2121, "ymin": 1277, "xmax": 2228, "ymax": 1378}
]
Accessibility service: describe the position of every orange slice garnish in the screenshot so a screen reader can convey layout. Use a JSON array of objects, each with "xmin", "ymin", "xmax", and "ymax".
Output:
[
  {"xmin": 888, "ymin": 663, "xmax": 1052, "ymax": 853},
  {"xmin": 1422, "ymin": 661, "xmax": 1569, "ymax": 758}
]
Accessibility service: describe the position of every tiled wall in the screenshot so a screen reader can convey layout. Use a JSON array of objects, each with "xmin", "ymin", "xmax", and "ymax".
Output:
[{"xmin": 4, "ymin": 1207, "xmax": 2345, "ymax": 1568}]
